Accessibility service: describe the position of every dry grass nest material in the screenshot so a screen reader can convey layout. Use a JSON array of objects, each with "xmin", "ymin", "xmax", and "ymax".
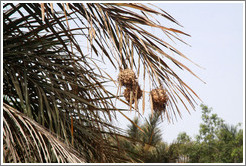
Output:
[
  {"xmin": 124, "ymin": 84, "xmax": 142, "ymax": 104},
  {"xmin": 151, "ymin": 88, "xmax": 169, "ymax": 112},
  {"xmin": 118, "ymin": 69, "xmax": 137, "ymax": 88}
]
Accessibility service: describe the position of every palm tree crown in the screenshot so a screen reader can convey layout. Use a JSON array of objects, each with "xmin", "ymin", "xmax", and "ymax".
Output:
[{"xmin": 3, "ymin": 3, "xmax": 203, "ymax": 163}]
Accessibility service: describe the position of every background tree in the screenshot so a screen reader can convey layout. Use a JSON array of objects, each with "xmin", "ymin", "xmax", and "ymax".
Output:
[
  {"xmin": 167, "ymin": 132, "xmax": 192, "ymax": 163},
  {"xmin": 110, "ymin": 104, "xmax": 243, "ymax": 163},
  {"xmin": 119, "ymin": 112, "xmax": 169, "ymax": 163},
  {"xmin": 127, "ymin": 117, "xmax": 141, "ymax": 145},
  {"xmin": 171, "ymin": 104, "xmax": 243, "ymax": 163},
  {"xmin": 215, "ymin": 123, "xmax": 243, "ymax": 163},
  {"xmin": 194, "ymin": 104, "xmax": 224, "ymax": 162}
]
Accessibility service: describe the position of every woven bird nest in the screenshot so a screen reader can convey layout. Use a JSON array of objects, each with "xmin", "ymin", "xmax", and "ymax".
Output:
[
  {"xmin": 151, "ymin": 88, "xmax": 169, "ymax": 112},
  {"xmin": 124, "ymin": 84, "xmax": 142, "ymax": 104},
  {"xmin": 118, "ymin": 69, "xmax": 137, "ymax": 88}
]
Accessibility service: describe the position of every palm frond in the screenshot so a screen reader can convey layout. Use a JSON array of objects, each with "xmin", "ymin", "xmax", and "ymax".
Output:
[
  {"xmin": 5, "ymin": 2, "xmax": 202, "ymax": 122},
  {"xmin": 3, "ymin": 3, "xmax": 134, "ymax": 162},
  {"xmin": 3, "ymin": 2, "xmax": 204, "ymax": 162},
  {"xmin": 3, "ymin": 102, "xmax": 85, "ymax": 163},
  {"xmin": 41, "ymin": 3, "xmax": 203, "ymax": 120}
]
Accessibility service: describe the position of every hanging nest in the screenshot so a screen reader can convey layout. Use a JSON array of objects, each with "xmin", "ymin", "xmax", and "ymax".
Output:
[
  {"xmin": 151, "ymin": 88, "xmax": 169, "ymax": 112},
  {"xmin": 118, "ymin": 69, "xmax": 137, "ymax": 88},
  {"xmin": 124, "ymin": 84, "xmax": 142, "ymax": 104}
]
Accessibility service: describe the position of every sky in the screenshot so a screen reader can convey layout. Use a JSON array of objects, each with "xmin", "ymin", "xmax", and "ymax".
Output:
[{"xmin": 109, "ymin": 2, "xmax": 244, "ymax": 143}]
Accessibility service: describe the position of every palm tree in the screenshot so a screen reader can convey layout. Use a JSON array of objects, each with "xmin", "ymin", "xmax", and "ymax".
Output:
[
  {"xmin": 123, "ymin": 112, "xmax": 168, "ymax": 162},
  {"xmin": 216, "ymin": 123, "xmax": 243, "ymax": 163},
  {"xmin": 142, "ymin": 113, "xmax": 163, "ymax": 147},
  {"xmin": 3, "ymin": 3, "xmax": 202, "ymax": 162},
  {"xmin": 127, "ymin": 117, "xmax": 141, "ymax": 144}
]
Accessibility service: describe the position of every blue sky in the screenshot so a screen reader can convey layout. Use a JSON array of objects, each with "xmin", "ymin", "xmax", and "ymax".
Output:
[{"xmin": 111, "ymin": 2, "xmax": 244, "ymax": 143}]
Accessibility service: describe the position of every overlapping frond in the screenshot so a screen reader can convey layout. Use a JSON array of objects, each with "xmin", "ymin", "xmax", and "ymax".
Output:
[
  {"xmin": 3, "ymin": 2, "xmax": 202, "ymax": 163},
  {"xmin": 3, "ymin": 103, "xmax": 86, "ymax": 163},
  {"xmin": 3, "ymin": 3, "xmax": 135, "ymax": 162},
  {"xmin": 37, "ymin": 3, "xmax": 203, "ymax": 120}
]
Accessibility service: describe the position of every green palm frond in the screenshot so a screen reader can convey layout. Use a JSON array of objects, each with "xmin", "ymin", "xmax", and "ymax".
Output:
[{"xmin": 142, "ymin": 113, "xmax": 163, "ymax": 146}]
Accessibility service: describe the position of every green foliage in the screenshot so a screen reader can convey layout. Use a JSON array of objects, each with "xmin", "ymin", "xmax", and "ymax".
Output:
[
  {"xmin": 167, "ymin": 132, "xmax": 193, "ymax": 163},
  {"xmin": 177, "ymin": 132, "xmax": 191, "ymax": 144},
  {"xmin": 142, "ymin": 113, "xmax": 163, "ymax": 146},
  {"xmin": 127, "ymin": 117, "xmax": 141, "ymax": 144},
  {"xmin": 115, "ymin": 112, "xmax": 169, "ymax": 163},
  {"xmin": 197, "ymin": 104, "xmax": 224, "ymax": 143},
  {"xmin": 171, "ymin": 104, "xmax": 243, "ymax": 163},
  {"xmin": 215, "ymin": 123, "xmax": 243, "ymax": 163},
  {"xmin": 143, "ymin": 142, "xmax": 169, "ymax": 163},
  {"xmin": 113, "ymin": 105, "xmax": 243, "ymax": 163}
]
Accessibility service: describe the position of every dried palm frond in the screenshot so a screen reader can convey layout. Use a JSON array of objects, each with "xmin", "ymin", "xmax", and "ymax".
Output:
[
  {"xmin": 38, "ymin": 3, "xmax": 203, "ymax": 121},
  {"xmin": 3, "ymin": 103, "xmax": 85, "ymax": 163}
]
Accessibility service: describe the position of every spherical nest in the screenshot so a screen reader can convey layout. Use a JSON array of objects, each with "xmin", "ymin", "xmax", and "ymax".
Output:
[
  {"xmin": 150, "ymin": 88, "xmax": 169, "ymax": 112},
  {"xmin": 118, "ymin": 69, "xmax": 137, "ymax": 88},
  {"xmin": 124, "ymin": 84, "xmax": 142, "ymax": 104}
]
